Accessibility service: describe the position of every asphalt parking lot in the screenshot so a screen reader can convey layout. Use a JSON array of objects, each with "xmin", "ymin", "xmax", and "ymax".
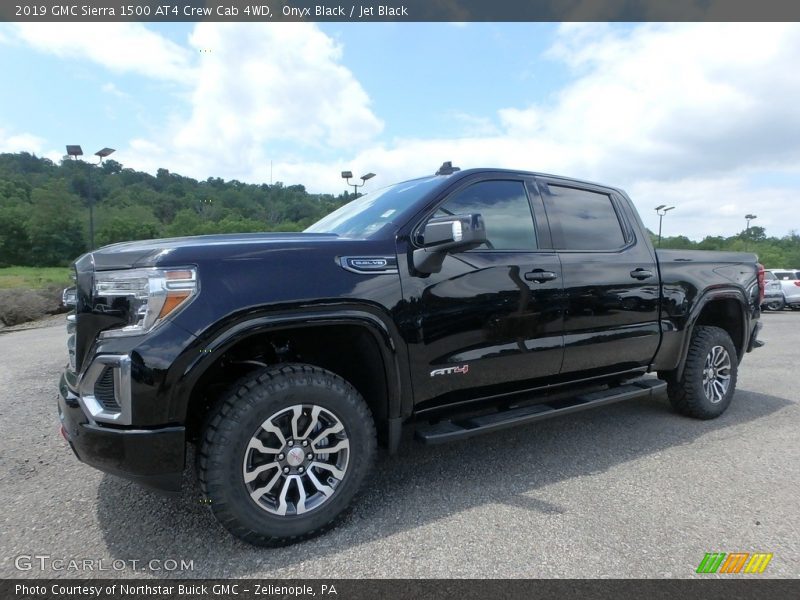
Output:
[{"xmin": 1, "ymin": 311, "xmax": 798, "ymax": 579}]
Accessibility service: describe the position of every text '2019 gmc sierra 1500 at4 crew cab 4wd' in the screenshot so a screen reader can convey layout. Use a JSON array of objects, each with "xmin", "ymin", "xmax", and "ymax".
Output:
[{"xmin": 58, "ymin": 163, "xmax": 764, "ymax": 546}]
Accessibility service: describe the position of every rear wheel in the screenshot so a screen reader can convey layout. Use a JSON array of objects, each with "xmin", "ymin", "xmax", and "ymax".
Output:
[
  {"xmin": 664, "ymin": 326, "xmax": 738, "ymax": 419},
  {"xmin": 764, "ymin": 298, "xmax": 784, "ymax": 311},
  {"xmin": 198, "ymin": 364, "xmax": 376, "ymax": 546}
]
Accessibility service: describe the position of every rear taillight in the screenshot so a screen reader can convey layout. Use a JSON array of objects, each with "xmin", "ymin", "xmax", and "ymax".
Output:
[
  {"xmin": 757, "ymin": 263, "xmax": 766, "ymax": 304},
  {"xmin": 794, "ymin": 281, "xmax": 800, "ymax": 287}
]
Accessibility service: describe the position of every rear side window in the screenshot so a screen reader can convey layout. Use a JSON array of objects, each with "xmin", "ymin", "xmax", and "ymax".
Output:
[
  {"xmin": 433, "ymin": 180, "xmax": 537, "ymax": 250},
  {"xmin": 773, "ymin": 271, "xmax": 797, "ymax": 280},
  {"xmin": 544, "ymin": 185, "xmax": 626, "ymax": 250}
]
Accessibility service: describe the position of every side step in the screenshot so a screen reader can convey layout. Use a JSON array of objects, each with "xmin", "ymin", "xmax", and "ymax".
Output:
[{"xmin": 415, "ymin": 377, "xmax": 666, "ymax": 444}]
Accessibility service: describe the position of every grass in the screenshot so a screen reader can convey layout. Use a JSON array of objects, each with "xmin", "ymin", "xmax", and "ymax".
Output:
[{"xmin": 0, "ymin": 266, "xmax": 72, "ymax": 290}]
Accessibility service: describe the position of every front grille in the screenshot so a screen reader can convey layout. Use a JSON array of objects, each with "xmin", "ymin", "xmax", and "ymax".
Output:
[
  {"xmin": 73, "ymin": 260, "xmax": 93, "ymax": 372},
  {"xmin": 93, "ymin": 367, "xmax": 121, "ymax": 412}
]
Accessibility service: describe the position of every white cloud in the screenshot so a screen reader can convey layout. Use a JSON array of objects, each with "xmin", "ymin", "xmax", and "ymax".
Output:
[
  {"xmin": 294, "ymin": 22, "xmax": 800, "ymax": 238},
  {"xmin": 0, "ymin": 127, "xmax": 63, "ymax": 164},
  {"xmin": 121, "ymin": 23, "xmax": 383, "ymax": 183},
  {"xmin": 7, "ymin": 22, "xmax": 800, "ymax": 239},
  {"xmin": 178, "ymin": 23, "xmax": 382, "ymax": 149},
  {"xmin": 101, "ymin": 82, "xmax": 129, "ymax": 99},
  {"xmin": 0, "ymin": 128, "xmax": 46, "ymax": 154},
  {"xmin": 523, "ymin": 22, "xmax": 800, "ymax": 182},
  {"xmin": 629, "ymin": 176, "xmax": 800, "ymax": 239},
  {"xmin": 12, "ymin": 23, "xmax": 195, "ymax": 82}
]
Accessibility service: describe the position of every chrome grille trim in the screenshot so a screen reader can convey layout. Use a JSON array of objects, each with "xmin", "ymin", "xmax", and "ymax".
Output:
[
  {"xmin": 94, "ymin": 366, "xmax": 121, "ymax": 412},
  {"xmin": 77, "ymin": 354, "xmax": 132, "ymax": 425},
  {"xmin": 66, "ymin": 313, "xmax": 76, "ymax": 372}
]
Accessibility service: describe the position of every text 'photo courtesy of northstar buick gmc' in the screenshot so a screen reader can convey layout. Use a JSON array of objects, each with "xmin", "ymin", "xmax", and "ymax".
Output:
[{"xmin": 58, "ymin": 163, "xmax": 765, "ymax": 546}]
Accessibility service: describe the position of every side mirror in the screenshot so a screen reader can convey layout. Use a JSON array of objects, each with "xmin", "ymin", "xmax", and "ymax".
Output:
[{"xmin": 413, "ymin": 213, "xmax": 487, "ymax": 274}]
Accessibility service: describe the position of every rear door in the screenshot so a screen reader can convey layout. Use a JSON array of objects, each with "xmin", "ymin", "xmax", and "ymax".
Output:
[
  {"xmin": 399, "ymin": 175, "xmax": 564, "ymax": 410},
  {"xmin": 537, "ymin": 179, "xmax": 660, "ymax": 377}
]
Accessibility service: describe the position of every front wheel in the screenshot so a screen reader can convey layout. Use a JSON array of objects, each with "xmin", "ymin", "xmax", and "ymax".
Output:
[
  {"xmin": 198, "ymin": 364, "xmax": 376, "ymax": 546},
  {"xmin": 664, "ymin": 326, "xmax": 738, "ymax": 419}
]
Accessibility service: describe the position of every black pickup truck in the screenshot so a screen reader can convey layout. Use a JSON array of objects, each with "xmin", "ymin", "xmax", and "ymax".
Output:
[{"xmin": 58, "ymin": 163, "xmax": 764, "ymax": 546}]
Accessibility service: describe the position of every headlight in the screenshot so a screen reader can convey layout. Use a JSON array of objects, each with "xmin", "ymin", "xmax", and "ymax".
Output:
[{"xmin": 94, "ymin": 267, "xmax": 198, "ymax": 338}]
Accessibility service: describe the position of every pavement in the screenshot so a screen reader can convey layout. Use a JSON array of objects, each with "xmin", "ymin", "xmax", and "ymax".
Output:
[{"xmin": 1, "ymin": 311, "xmax": 798, "ymax": 579}]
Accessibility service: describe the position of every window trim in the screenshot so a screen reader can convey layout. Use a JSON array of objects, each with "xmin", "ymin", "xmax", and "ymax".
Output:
[
  {"xmin": 537, "ymin": 179, "xmax": 635, "ymax": 253},
  {"xmin": 410, "ymin": 176, "xmax": 544, "ymax": 253}
]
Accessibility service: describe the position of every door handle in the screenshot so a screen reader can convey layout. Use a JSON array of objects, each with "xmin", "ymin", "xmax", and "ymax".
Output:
[
  {"xmin": 630, "ymin": 268, "xmax": 654, "ymax": 280},
  {"xmin": 524, "ymin": 269, "xmax": 558, "ymax": 283}
]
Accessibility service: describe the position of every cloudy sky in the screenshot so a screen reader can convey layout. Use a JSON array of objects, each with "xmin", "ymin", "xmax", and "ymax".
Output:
[{"xmin": 1, "ymin": 21, "xmax": 799, "ymax": 239}]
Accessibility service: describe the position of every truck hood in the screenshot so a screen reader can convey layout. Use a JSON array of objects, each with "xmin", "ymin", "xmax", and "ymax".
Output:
[{"xmin": 78, "ymin": 232, "xmax": 341, "ymax": 271}]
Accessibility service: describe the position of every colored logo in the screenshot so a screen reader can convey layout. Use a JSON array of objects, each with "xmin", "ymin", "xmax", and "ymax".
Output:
[
  {"xmin": 696, "ymin": 552, "xmax": 773, "ymax": 574},
  {"xmin": 430, "ymin": 365, "xmax": 470, "ymax": 377}
]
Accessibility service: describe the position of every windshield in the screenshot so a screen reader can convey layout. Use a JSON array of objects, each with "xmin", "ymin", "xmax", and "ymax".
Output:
[{"xmin": 306, "ymin": 177, "xmax": 445, "ymax": 238}]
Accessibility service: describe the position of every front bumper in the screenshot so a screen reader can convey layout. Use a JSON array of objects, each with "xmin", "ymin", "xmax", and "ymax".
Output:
[{"xmin": 58, "ymin": 373, "xmax": 185, "ymax": 492}]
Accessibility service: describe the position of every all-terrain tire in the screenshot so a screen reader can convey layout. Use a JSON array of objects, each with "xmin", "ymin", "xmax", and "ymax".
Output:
[
  {"xmin": 198, "ymin": 364, "xmax": 376, "ymax": 546},
  {"xmin": 664, "ymin": 326, "xmax": 738, "ymax": 420}
]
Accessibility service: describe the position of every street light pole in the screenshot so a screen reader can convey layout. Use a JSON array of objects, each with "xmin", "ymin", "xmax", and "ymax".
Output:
[
  {"xmin": 66, "ymin": 145, "xmax": 115, "ymax": 250},
  {"xmin": 744, "ymin": 213, "xmax": 757, "ymax": 251},
  {"xmin": 90, "ymin": 149, "xmax": 115, "ymax": 250},
  {"xmin": 341, "ymin": 171, "xmax": 376, "ymax": 198},
  {"xmin": 654, "ymin": 205, "xmax": 675, "ymax": 247}
]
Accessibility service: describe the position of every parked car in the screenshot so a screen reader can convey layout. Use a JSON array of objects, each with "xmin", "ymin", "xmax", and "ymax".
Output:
[
  {"xmin": 58, "ymin": 164, "xmax": 764, "ymax": 546},
  {"xmin": 761, "ymin": 271, "xmax": 785, "ymax": 311},
  {"xmin": 767, "ymin": 268, "xmax": 800, "ymax": 310}
]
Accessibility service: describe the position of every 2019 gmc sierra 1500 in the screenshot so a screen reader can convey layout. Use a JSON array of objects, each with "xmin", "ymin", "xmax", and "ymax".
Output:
[{"xmin": 58, "ymin": 163, "xmax": 764, "ymax": 545}]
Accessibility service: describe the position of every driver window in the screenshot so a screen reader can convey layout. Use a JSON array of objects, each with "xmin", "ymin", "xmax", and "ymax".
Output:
[{"xmin": 434, "ymin": 180, "xmax": 537, "ymax": 250}]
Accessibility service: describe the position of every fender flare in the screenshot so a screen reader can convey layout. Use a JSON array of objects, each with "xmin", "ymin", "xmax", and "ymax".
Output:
[
  {"xmin": 674, "ymin": 287, "xmax": 749, "ymax": 379},
  {"xmin": 168, "ymin": 308, "xmax": 409, "ymax": 427}
]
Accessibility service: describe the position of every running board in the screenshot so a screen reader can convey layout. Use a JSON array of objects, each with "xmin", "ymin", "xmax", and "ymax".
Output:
[{"xmin": 415, "ymin": 377, "xmax": 666, "ymax": 445}]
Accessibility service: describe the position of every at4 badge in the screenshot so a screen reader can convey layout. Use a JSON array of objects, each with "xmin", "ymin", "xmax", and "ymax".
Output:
[{"xmin": 430, "ymin": 365, "xmax": 469, "ymax": 377}]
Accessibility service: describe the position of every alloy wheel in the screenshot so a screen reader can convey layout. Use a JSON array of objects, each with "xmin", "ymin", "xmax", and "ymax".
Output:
[
  {"xmin": 242, "ymin": 404, "xmax": 350, "ymax": 516},
  {"xmin": 702, "ymin": 345, "xmax": 732, "ymax": 404}
]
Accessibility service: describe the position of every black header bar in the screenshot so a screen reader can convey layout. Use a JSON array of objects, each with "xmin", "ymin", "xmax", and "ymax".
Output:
[
  {"xmin": 2, "ymin": 0, "xmax": 800, "ymax": 22},
  {"xmin": 4, "ymin": 579, "xmax": 800, "ymax": 600}
]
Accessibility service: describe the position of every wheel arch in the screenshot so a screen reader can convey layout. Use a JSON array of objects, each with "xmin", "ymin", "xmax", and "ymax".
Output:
[
  {"xmin": 170, "ymin": 309, "xmax": 408, "ymax": 451},
  {"xmin": 675, "ymin": 290, "xmax": 749, "ymax": 379}
]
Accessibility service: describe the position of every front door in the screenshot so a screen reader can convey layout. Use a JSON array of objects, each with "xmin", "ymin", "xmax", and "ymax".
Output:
[{"xmin": 398, "ymin": 176, "xmax": 564, "ymax": 411}]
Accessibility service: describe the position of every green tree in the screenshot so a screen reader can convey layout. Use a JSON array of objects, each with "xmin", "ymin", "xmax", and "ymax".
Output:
[
  {"xmin": 0, "ymin": 206, "xmax": 31, "ymax": 266},
  {"xmin": 4, "ymin": 151, "xmax": 794, "ymax": 269},
  {"xmin": 164, "ymin": 209, "xmax": 205, "ymax": 237},
  {"xmin": 96, "ymin": 217, "xmax": 161, "ymax": 246},
  {"xmin": 26, "ymin": 184, "xmax": 86, "ymax": 265}
]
